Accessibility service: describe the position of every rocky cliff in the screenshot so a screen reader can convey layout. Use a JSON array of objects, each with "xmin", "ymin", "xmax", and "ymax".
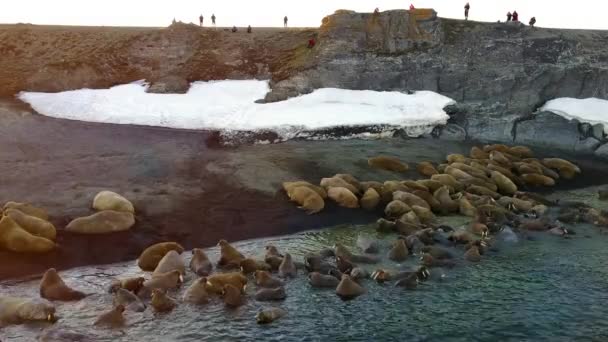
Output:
[{"xmin": 1, "ymin": 10, "xmax": 608, "ymax": 155}]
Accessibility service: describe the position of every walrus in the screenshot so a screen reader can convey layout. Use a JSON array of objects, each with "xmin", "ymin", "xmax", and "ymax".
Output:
[
  {"xmin": 370, "ymin": 269, "xmax": 392, "ymax": 283},
  {"xmin": 287, "ymin": 186, "xmax": 325, "ymax": 214},
  {"xmin": 336, "ymin": 255, "xmax": 355, "ymax": 274},
  {"xmin": 368, "ymin": 155, "xmax": 409, "ymax": 172},
  {"xmin": 542, "ymin": 158, "xmax": 580, "ymax": 175},
  {"xmin": 356, "ymin": 235, "xmax": 379, "ymax": 254},
  {"xmin": 3, "ymin": 202, "xmax": 49, "ymax": 220},
  {"xmin": 459, "ymin": 177, "xmax": 498, "ymax": 192},
  {"xmin": 470, "ymin": 146, "xmax": 489, "ymax": 159},
  {"xmin": 360, "ymin": 188, "xmax": 381, "ymax": 210},
  {"xmin": 380, "ymin": 181, "xmax": 410, "ymax": 202},
  {"xmin": 519, "ymin": 217, "xmax": 550, "ymax": 231},
  {"xmin": 256, "ymin": 307, "xmax": 287, "ymax": 324},
  {"xmin": 264, "ymin": 255, "xmax": 283, "ymax": 271},
  {"xmin": 445, "ymin": 166, "xmax": 474, "ymax": 181},
  {"xmin": 508, "ymin": 146, "xmax": 534, "ymax": 158},
  {"xmin": 282, "ymin": 181, "xmax": 328, "ymax": 199},
  {"xmin": 308, "ymin": 272, "xmax": 339, "ymax": 288},
  {"xmin": 486, "ymin": 163, "xmax": 517, "ymax": 181},
  {"xmin": 446, "ymin": 154, "xmax": 467, "ymax": 164},
  {"xmin": 469, "ymin": 222, "xmax": 489, "ymax": 238},
  {"xmin": 327, "ymin": 187, "xmax": 359, "ymax": 209},
  {"xmin": 431, "ymin": 174, "xmax": 464, "ymax": 192},
  {"xmin": 464, "ymin": 246, "xmax": 482, "ymax": 262},
  {"xmin": 93, "ymin": 191, "xmax": 134, "ymax": 214},
  {"xmin": 420, "ymin": 253, "xmax": 456, "ymax": 268},
  {"xmin": 514, "ymin": 161, "xmax": 543, "ymax": 175},
  {"xmin": 153, "ymin": 250, "xmax": 185, "ymax": 276},
  {"xmin": 151, "ymin": 289, "xmax": 177, "ymax": 313},
  {"xmin": 94, "ymin": 304, "xmax": 125, "ymax": 328},
  {"xmin": 388, "ymin": 239, "xmax": 409, "ymax": 262},
  {"xmin": 109, "ymin": 276, "xmax": 145, "ymax": 294},
  {"xmin": 393, "ymin": 191, "xmax": 431, "ymax": 210},
  {"xmin": 278, "ymin": 253, "xmax": 297, "ymax": 278},
  {"xmin": 65, "ymin": 210, "xmax": 135, "ymax": 234},
  {"xmin": 491, "ymin": 171, "xmax": 517, "ymax": 195},
  {"xmin": 521, "ymin": 173, "xmax": 555, "ymax": 187},
  {"xmin": 350, "ymin": 267, "xmax": 369, "ymax": 282},
  {"xmin": 376, "ymin": 218, "xmax": 397, "ymax": 233},
  {"xmin": 401, "ymin": 180, "xmax": 429, "ymax": 192},
  {"xmin": 433, "ymin": 186, "xmax": 459, "ymax": 214},
  {"xmin": 548, "ymin": 226, "xmax": 569, "ymax": 236},
  {"xmin": 255, "ymin": 270, "xmax": 284, "ymax": 288},
  {"xmin": 467, "ymin": 185, "xmax": 501, "ymax": 199},
  {"xmin": 449, "ymin": 229, "xmax": 477, "ymax": 244},
  {"xmin": 137, "ymin": 242, "xmax": 184, "ymax": 272},
  {"xmin": 113, "ymin": 288, "xmax": 146, "ymax": 312},
  {"xmin": 404, "ymin": 235, "xmax": 425, "ymax": 254},
  {"xmin": 385, "ymin": 200, "xmax": 411, "ymax": 219},
  {"xmin": 304, "ymin": 254, "xmax": 335, "ymax": 273},
  {"xmin": 334, "ymin": 243, "xmax": 380, "ymax": 264},
  {"xmin": 240, "ymin": 258, "xmax": 272, "ymax": 274},
  {"xmin": 459, "ymin": 197, "xmax": 477, "ymax": 217},
  {"xmin": 206, "ymin": 272, "xmax": 247, "ymax": 294},
  {"xmin": 359, "ymin": 181, "xmax": 384, "ymax": 194},
  {"xmin": 411, "ymin": 190, "xmax": 442, "ymax": 212},
  {"xmin": 265, "ymin": 244, "xmax": 283, "ymax": 257},
  {"xmin": 0, "ymin": 216, "xmax": 56, "ymax": 253},
  {"xmin": 182, "ymin": 278, "xmax": 210, "ymax": 305},
  {"xmin": 255, "ymin": 287, "xmax": 286, "ymax": 301},
  {"xmin": 4, "ymin": 209, "xmax": 56, "ymax": 241},
  {"xmin": 416, "ymin": 179, "xmax": 449, "ymax": 193},
  {"xmin": 395, "ymin": 274, "xmax": 418, "ymax": 290},
  {"xmin": 222, "ymin": 284, "xmax": 243, "ymax": 307},
  {"xmin": 40, "ymin": 268, "xmax": 86, "ymax": 301},
  {"xmin": 334, "ymin": 174, "xmax": 362, "ymax": 192},
  {"xmin": 395, "ymin": 219, "xmax": 423, "ymax": 236},
  {"xmin": 217, "ymin": 239, "xmax": 245, "ymax": 269},
  {"xmin": 0, "ymin": 296, "xmax": 56, "ymax": 326},
  {"xmin": 450, "ymin": 162, "xmax": 488, "ymax": 179},
  {"xmin": 531, "ymin": 204, "xmax": 548, "ymax": 216},
  {"xmin": 399, "ymin": 211, "xmax": 421, "ymax": 226},
  {"xmin": 336, "ymin": 275, "xmax": 365, "ymax": 300},
  {"xmin": 416, "ymin": 161, "xmax": 439, "ymax": 177},
  {"xmin": 420, "ymin": 245, "xmax": 453, "ymax": 259},
  {"xmin": 497, "ymin": 196, "xmax": 534, "ymax": 212},
  {"xmin": 189, "ymin": 248, "xmax": 213, "ymax": 276},
  {"xmin": 320, "ymin": 177, "xmax": 359, "ymax": 194},
  {"xmin": 489, "ymin": 151, "xmax": 511, "ymax": 166},
  {"xmin": 411, "ymin": 205, "xmax": 435, "ymax": 224},
  {"xmin": 143, "ymin": 270, "xmax": 183, "ymax": 291}
]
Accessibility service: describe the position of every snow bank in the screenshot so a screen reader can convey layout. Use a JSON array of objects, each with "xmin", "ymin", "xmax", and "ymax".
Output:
[
  {"xmin": 19, "ymin": 80, "xmax": 455, "ymax": 141},
  {"xmin": 541, "ymin": 97, "xmax": 608, "ymax": 133}
]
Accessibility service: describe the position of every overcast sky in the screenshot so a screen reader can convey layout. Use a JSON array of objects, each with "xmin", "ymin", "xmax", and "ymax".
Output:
[{"xmin": 1, "ymin": 0, "xmax": 606, "ymax": 30}]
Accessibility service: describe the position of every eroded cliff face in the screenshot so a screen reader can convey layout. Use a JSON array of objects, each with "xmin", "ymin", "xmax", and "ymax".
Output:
[{"xmin": 1, "ymin": 10, "xmax": 608, "ymax": 154}]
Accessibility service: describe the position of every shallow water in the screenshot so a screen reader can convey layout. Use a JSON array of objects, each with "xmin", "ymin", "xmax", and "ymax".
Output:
[{"xmin": 2, "ymin": 190, "xmax": 608, "ymax": 341}]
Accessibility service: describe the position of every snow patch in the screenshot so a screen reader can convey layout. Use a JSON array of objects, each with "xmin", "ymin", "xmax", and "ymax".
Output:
[
  {"xmin": 19, "ymin": 80, "xmax": 456, "ymax": 141},
  {"xmin": 541, "ymin": 97, "xmax": 608, "ymax": 133}
]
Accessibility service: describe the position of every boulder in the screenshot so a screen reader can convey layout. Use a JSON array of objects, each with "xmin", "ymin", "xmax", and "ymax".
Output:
[
  {"xmin": 92, "ymin": 191, "xmax": 135, "ymax": 214},
  {"xmin": 436, "ymin": 124, "xmax": 466, "ymax": 141},
  {"xmin": 592, "ymin": 124, "xmax": 605, "ymax": 141},
  {"xmin": 514, "ymin": 112, "xmax": 580, "ymax": 151},
  {"xmin": 574, "ymin": 137, "xmax": 601, "ymax": 154},
  {"xmin": 595, "ymin": 143, "xmax": 608, "ymax": 160},
  {"xmin": 66, "ymin": 211, "xmax": 135, "ymax": 234}
]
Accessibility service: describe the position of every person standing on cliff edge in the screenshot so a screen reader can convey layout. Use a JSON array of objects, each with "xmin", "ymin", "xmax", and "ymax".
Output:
[
  {"xmin": 199, "ymin": 14, "xmax": 203, "ymax": 27},
  {"xmin": 410, "ymin": 4, "xmax": 415, "ymax": 10},
  {"xmin": 512, "ymin": 11, "xmax": 519, "ymax": 22},
  {"xmin": 506, "ymin": 12, "xmax": 512, "ymax": 21},
  {"xmin": 529, "ymin": 17, "xmax": 536, "ymax": 27},
  {"xmin": 212, "ymin": 14, "xmax": 216, "ymax": 27},
  {"xmin": 284, "ymin": 16, "xmax": 288, "ymax": 28},
  {"xmin": 464, "ymin": 3, "xmax": 470, "ymax": 20}
]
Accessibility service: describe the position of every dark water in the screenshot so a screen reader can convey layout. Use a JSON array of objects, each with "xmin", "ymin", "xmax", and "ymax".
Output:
[{"xmin": 2, "ymin": 187, "xmax": 608, "ymax": 342}]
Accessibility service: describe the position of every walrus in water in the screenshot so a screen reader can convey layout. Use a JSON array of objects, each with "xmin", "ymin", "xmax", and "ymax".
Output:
[
  {"xmin": 349, "ymin": 267, "xmax": 369, "ymax": 282},
  {"xmin": 368, "ymin": 155, "xmax": 409, "ymax": 172},
  {"xmin": 255, "ymin": 287, "xmax": 286, "ymax": 301},
  {"xmin": 151, "ymin": 289, "xmax": 177, "ymax": 313},
  {"xmin": 334, "ymin": 243, "xmax": 380, "ymax": 264},
  {"xmin": 143, "ymin": 270, "xmax": 183, "ymax": 292},
  {"xmin": 222, "ymin": 284, "xmax": 244, "ymax": 308},
  {"xmin": 240, "ymin": 258, "xmax": 272, "ymax": 274},
  {"xmin": 421, "ymin": 246, "xmax": 453, "ymax": 260},
  {"xmin": 153, "ymin": 250, "xmax": 185, "ymax": 276},
  {"xmin": 336, "ymin": 255, "xmax": 355, "ymax": 274},
  {"xmin": 182, "ymin": 278, "xmax": 210, "ymax": 305},
  {"xmin": 309, "ymin": 272, "xmax": 340, "ymax": 288},
  {"xmin": 278, "ymin": 253, "xmax": 297, "ymax": 278},
  {"xmin": 421, "ymin": 253, "xmax": 455, "ymax": 268},
  {"xmin": 255, "ymin": 270, "xmax": 284, "ymax": 288},
  {"xmin": 388, "ymin": 239, "xmax": 409, "ymax": 262},
  {"xmin": 395, "ymin": 274, "xmax": 418, "ymax": 290},
  {"xmin": 356, "ymin": 235, "xmax": 379, "ymax": 254},
  {"xmin": 336, "ymin": 275, "xmax": 365, "ymax": 300},
  {"xmin": 464, "ymin": 246, "xmax": 482, "ymax": 262},
  {"xmin": 217, "ymin": 239, "xmax": 245, "ymax": 269},
  {"xmin": 256, "ymin": 307, "xmax": 287, "ymax": 324},
  {"xmin": 109, "ymin": 276, "xmax": 145, "ymax": 294},
  {"xmin": 190, "ymin": 248, "xmax": 213, "ymax": 276},
  {"xmin": 416, "ymin": 161, "xmax": 439, "ymax": 177},
  {"xmin": 40, "ymin": 268, "xmax": 86, "ymax": 301},
  {"xmin": 206, "ymin": 272, "xmax": 248, "ymax": 294},
  {"xmin": 0, "ymin": 296, "xmax": 56, "ymax": 326},
  {"xmin": 113, "ymin": 288, "xmax": 146, "ymax": 312},
  {"xmin": 304, "ymin": 254, "xmax": 336, "ymax": 273},
  {"xmin": 137, "ymin": 242, "xmax": 184, "ymax": 272},
  {"xmin": 94, "ymin": 305, "xmax": 125, "ymax": 328},
  {"xmin": 360, "ymin": 188, "xmax": 381, "ymax": 210}
]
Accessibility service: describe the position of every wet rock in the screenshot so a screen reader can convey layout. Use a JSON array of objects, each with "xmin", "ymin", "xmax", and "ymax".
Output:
[
  {"xmin": 574, "ymin": 137, "xmax": 601, "ymax": 154},
  {"xmin": 592, "ymin": 124, "xmax": 605, "ymax": 141},
  {"xmin": 436, "ymin": 124, "xmax": 466, "ymax": 141},
  {"xmin": 65, "ymin": 210, "xmax": 135, "ymax": 234},
  {"xmin": 595, "ymin": 143, "xmax": 608, "ymax": 160},
  {"xmin": 514, "ymin": 112, "xmax": 580, "ymax": 150},
  {"xmin": 146, "ymin": 76, "xmax": 190, "ymax": 94},
  {"xmin": 467, "ymin": 115, "xmax": 516, "ymax": 142}
]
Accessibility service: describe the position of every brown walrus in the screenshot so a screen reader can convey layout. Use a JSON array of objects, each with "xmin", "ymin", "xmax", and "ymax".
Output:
[
  {"xmin": 222, "ymin": 284, "xmax": 244, "ymax": 307},
  {"xmin": 278, "ymin": 253, "xmax": 297, "ymax": 278},
  {"xmin": 255, "ymin": 270, "xmax": 284, "ymax": 288},
  {"xmin": 4, "ymin": 208, "xmax": 56, "ymax": 241},
  {"xmin": 256, "ymin": 307, "xmax": 287, "ymax": 324},
  {"xmin": 143, "ymin": 270, "xmax": 183, "ymax": 291},
  {"xmin": 416, "ymin": 161, "xmax": 439, "ymax": 177},
  {"xmin": 113, "ymin": 288, "xmax": 146, "ymax": 312},
  {"xmin": 217, "ymin": 239, "xmax": 245, "ymax": 269},
  {"xmin": 360, "ymin": 188, "xmax": 381, "ymax": 210},
  {"xmin": 151, "ymin": 289, "xmax": 177, "ymax": 313},
  {"xmin": 0, "ymin": 216, "xmax": 56, "ymax": 253},
  {"xmin": 40, "ymin": 268, "xmax": 86, "ymax": 301},
  {"xmin": 153, "ymin": 250, "xmax": 185, "ymax": 276},
  {"xmin": 287, "ymin": 186, "xmax": 325, "ymax": 214},
  {"xmin": 254, "ymin": 287, "xmax": 287, "ymax": 301},
  {"xmin": 108, "ymin": 276, "xmax": 145, "ymax": 294},
  {"xmin": 2, "ymin": 202, "xmax": 48, "ymax": 220},
  {"xmin": 384, "ymin": 200, "xmax": 411, "ymax": 220},
  {"xmin": 308, "ymin": 272, "xmax": 340, "ymax": 288},
  {"xmin": 137, "ymin": 242, "xmax": 184, "ymax": 272},
  {"xmin": 206, "ymin": 272, "xmax": 248, "ymax": 294},
  {"xmin": 388, "ymin": 239, "xmax": 409, "ymax": 262},
  {"xmin": 336, "ymin": 275, "xmax": 365, "ymax": 300},
  {"xmin": 240, "ymin": 258, "xmax": 272, "ymax": 274},
  {"xmin": 464, "ymin": 246, "xmax": 482, "ymax": 262},
  {"xmin": 368, "ymin": 155, "xmax": 409, "ymax": 172},
  {"xmin": 327, "ymin": 187, "xmax": 360, "ymax": 209},
  {"xmin": 282, "ymin": 181, "xmax": 328, "ymax": 199},
  {"xmin": 182, "ymin": 278, "xmax": 210, "ymax": 305},
  {"xmin": 94, "ymin": 305, "xmax": 125, "ymax": 328},
  {"xmin": 189, "ymin": 248, "xmax": 213, "ymax": 276},
  {"xmin": 0, "ymin": 296, "xmax": 56, "ymax": 326}
]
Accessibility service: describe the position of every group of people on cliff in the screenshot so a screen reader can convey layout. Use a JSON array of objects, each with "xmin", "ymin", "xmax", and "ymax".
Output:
[
  {"xmin": 196, "ymin": 14, "xmax": 289, "ymax": 31},
  {"xmin": 460, "ymin": 3, "xmax": 536, "ymax": 27}
]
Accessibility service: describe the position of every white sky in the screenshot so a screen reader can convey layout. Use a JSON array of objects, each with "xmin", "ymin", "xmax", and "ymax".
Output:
[{"xmin": 0, "ymin": 0, "xmax": 606, "ymax": 30}]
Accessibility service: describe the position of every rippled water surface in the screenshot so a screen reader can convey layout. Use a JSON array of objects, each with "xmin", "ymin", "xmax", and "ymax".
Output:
[{"xmin": 2, "ymin": 187, "xmax": 608, "ymax": 342}]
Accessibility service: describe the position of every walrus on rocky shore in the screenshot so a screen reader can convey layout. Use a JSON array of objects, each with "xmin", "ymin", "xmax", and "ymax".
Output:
[
  {"xmin": 491, "ymin": 171, "xmax": 518, "ymax": 195},
  {"xmin": 190, "ymin": 248, "xmax": 213, "ymax": 276},
  {"xmin": 411, "ymin": 205, "xmax": 435, "ymax": 224},
  {"xmin": 182, "ymin": 278, "xmax": 210, "ymax": 305},
  {"xmin": 287, "ymin": 186, "xmax": 325, "ymax": 214},
  {"xmin": 278, "ymin": 253, "xmax": 297, "ymax": 278},
  {"xmin": 470, "ymin": 146, "xmax": 489, "ymax": 159},
  {"xmin": 137, "ymin": 242, "xmax": 184, "ymax": 272},
  {"xmin": 450, "ymin": 162, "xmax": 488, "ymax": 179},
  {"xmin": 222, "ymin": 284, "xmax": 244, "ymax": 308},
  {"xmin": 446, "ymin": 154, "xmax": 467, "ymax": 164},
  {"xmin": 377, "ymin": 218, "xmax": 397, "ymax": 233},
  {"xmin": 113, "ymin": 288, "xmax": 146, "ymax": 312},
  {"xmin": 320, "ymin": 177, "xmax": 359, "ymax": 194},
  {"xmin": 0, "ymin": 296, "xmax": 56, "ymax": 327},
  {"xmin": 334, "ymin": 174, "xmax": 362, "ymax": 192},
  {"xmin": 65, "ymin": 210, "xmax": 135, "ymax": 234},
  {"xmin": 388, "ymin": 239, "xmax": 409, "ymax": 262},
  {"xmin": 4, "ymin": 208, "xmax": 56, "ymax": 241},
  {"xmin": 240, "ymin": 258, "xmax": 272, "ymax": 274},
  {"xmin": 411, "ymin": 189, "xmax": 441, "ymax": 211},
  {"xmin": 217, "ymin": 239, "xmax": 245, "ymax": 269},
  {"xmin": 92, "ymin": 191, "xmax": 135, "ymax": 214},
  {"xmin": 0, "ymin": 216, "xmax": 56, "ymax": 253},
  {"xmin": 459, "ymin": 197, "xmax": 478, "ymax": 217},
  {"xmin": 521, "ymin": 173, "xmax": 555, "ymax": 187},
  {"xmin": 282, "ymin": 181, "xmax": 328, "ymax": 199},
  {"xmin": 467, "ymin": 185, "xmax": 501, "ymax": 199},
  {"xmin": 151, "ymin": 289, "xmax": 177, "ymax": 313},
  {"xmin": 542, "ymin": 158, "xmax": 580, "ymax": 174},
  {"xmin": 508, "ymin": 146, "xmax": 534, "ymax": 158},
  {"xmin": 417, "ymin": 161, "xmax": 439, "ymax": 177},
  {"xmin": 431, "ymin": 174, "xmax": 464, "ymax": 192},
  {"xmin": 255, "ymin": 287, "xmax": 286, "ymax": 301},
  {"xmin": 94, "ymin": 305, "xmax": 125, "ymax": 328},
  {"xmin": 445, "ymin": 166, "xmax": 474, "ymax": 181},
  {"xmin": 3, "ymin": 202, "xmax": 49, "ymax": 220},
  {"xmin": 360, "ymin": 188, "xmax": 381, "ymax": 210},
  {"xmin": 497, "ymin": 197, "xmax": 534, "ymax": 212},
  {"xmin": 393, "ymin": 191, "xmax": 431, "ymax": 210},
  {"xmin": 368, "ymin": 155, "xmax": 409, "ymax": 172},
  {"xmin": 206, "ymin": 272, "xmax": 248, "ymax": 294},
  {"xmin": 255, "ymin": 270, "xmax": 284, "ymax": 288},
  {"xmin": 336, "ymin": 275, "xmax": 365, "ymax": 300},
  {"xmin": 143, "ymin": 270, "xmax": 183, "ymax": 291},
  {"xmin": 399, "ymin": 210, "xmax": 421, "ymax": 226},
  {"xmin": 433, "ymin": 186, "xmax": 459, "ymax": 214},
  {"xmin": 40, "ymin": 268, "xmax": 87, "ymax": 301},
  {"xmin": 109, "ymin": 276, "xmax": 145, "ymax": 294},
  {"xmin": 256, "ymin": 307, "xmax": 287, "ymax": 324},
  {"xmin": 416, "ymin": 179, "xmax": 449, "ymax": 193},
  {"xmin": 153, "ymin": 250, "xmax": 185, "ymax": 276},
  {"xmin": 327, "ymin": 187, "xmax": 359, "ymax": 208},
  {"xmin": 360, "ymin": 181, "xmax": 384, "ymax": 194},
  {"xmin": 460, "ymin": 177, "xmax": 498, "ymax": 193},
  {"xmin": 385, "ymin": 200, "xmax": 411, "ymax": 219}
]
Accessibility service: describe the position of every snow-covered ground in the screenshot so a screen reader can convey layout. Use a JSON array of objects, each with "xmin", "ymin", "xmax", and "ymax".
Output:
[
  {"xmin": 19, "ymin": 80, "xmax": 455, "ymax": 141},
  {"xmin": 541, "ymin": 97, "xmax": 608, "ymax": 133}
]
